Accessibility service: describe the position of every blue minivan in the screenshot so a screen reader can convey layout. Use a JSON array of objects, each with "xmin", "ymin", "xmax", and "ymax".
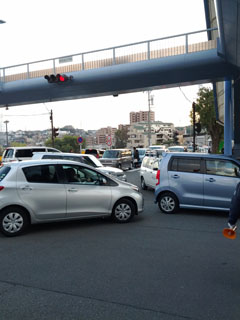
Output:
[{"xmin": 154, "ymin": 152, "xmax": 240, "ymax": 213}]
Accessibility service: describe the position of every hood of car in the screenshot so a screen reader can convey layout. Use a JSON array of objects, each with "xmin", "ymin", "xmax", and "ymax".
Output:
[{"xmin": 99, "ymin": 166, "xmax": 123, "ymax": 173}]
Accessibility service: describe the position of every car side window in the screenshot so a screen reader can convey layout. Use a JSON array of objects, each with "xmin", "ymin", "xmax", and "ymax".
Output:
[
  {"xmin": 23, "ymin": 165, "xmax": 58, "ymax": 183},
  {"xmin": 62, "ymin": 165, "xmax": 108, "ymax": 185},
  {"xmin": 206, "ymin": 160, "xmax": 240, "ymax": 177},
  {"xmin": 170, "ymin": 157, "xmax": 201, "ymax": 173}
]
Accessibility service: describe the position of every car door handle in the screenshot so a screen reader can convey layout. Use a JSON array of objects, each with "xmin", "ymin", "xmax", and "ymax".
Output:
[
  {"xmin": 171, "ymin": 174, "xmax": 180, "ymax": 179},
  {"xmin": 21, "ymin": 186, "xmax": 32, "ymax": 191},
  {"xmin": 68, "ymin": 188, "xmax": 78, "ymax": 192},
  {"xmin": 205, "ymin": 178, "xmax": 216, "ymax": 182}
]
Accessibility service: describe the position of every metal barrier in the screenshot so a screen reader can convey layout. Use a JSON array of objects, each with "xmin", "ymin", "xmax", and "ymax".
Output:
[{"xmin": 0, "ymin": 28, "xmax": 218, "ymax": 83}]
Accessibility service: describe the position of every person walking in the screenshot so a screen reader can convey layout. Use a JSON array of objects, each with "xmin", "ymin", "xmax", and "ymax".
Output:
[{"xmin": 133, "ymin": 147, "xmax": 140, "ymax": 168}]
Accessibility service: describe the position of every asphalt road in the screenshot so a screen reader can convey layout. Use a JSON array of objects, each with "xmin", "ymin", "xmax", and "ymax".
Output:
[{"xmin": 0, "ymin": 169, "xmax": 240, "ymax": 320}]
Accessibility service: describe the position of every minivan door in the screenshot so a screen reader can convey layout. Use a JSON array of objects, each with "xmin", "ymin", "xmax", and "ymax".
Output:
[
  {"xmin": 168, "ymin": 157, "xmax": 203, "ymax": 206},
  {"xmin": 203, "ymin": 159, "xmax": 240, "ymax": 209}
]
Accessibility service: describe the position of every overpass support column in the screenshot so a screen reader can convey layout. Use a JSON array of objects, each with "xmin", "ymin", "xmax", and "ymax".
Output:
[
  {"xmin": 224, "ymin": 80, "xmax": 232, "ymax": 156},
  {"xmin": 233, "ymin": 79, "xmax": 240, "ymax": 160}
]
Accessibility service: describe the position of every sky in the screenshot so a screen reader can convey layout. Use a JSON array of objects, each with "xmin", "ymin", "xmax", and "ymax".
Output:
[{"xmin": 0, "ymin": 0, "xmax": 210, "ymax": 132}]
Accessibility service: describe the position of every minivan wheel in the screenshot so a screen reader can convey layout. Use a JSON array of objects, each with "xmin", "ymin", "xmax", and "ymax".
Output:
[
  {"xmin": 158, "ymin": 193, "xmax": 179, "ymax": 214},
  {"xmin": 0, "ymin": 207, "xmax": 29, "ymax": 237},
  {"xmin": 112, "ymin": 199, "xmax": 135, "ymax": 223},
  {"xmin": 141, "ymin": 177, "xmax": 147, "ymax": 190}
]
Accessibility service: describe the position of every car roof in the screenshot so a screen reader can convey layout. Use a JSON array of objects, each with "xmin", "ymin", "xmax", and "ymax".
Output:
[
  {"xmin": 164, "ymin": 152, "xmax": 240, "ymax": 162},
  {"xmin": 32, "ymin": 152, "xmax": 93, "ymax": 157},
  {"xmin": 2, "ymin": 159, "xmax": 96, "ymax": 168}
]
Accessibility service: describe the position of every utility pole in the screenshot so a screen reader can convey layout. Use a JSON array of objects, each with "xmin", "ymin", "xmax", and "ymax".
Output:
[
  {"xmin": 50, "ymin": 110, "xmax": 54, "ymax": 147},
  {"xmin": 148, "ymin": 91, "xmax": 154, "ymax": 146},
  {"xmin": 4, "ymin": 120, "xmax": 9, "ymax": 147},
  {"xmin": 192, "ymin": 102, "xmax": 196, "ymax": 152}
]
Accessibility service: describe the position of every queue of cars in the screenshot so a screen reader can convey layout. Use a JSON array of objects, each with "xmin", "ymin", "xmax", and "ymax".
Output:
[{"xmin": 1, "ymin": 145, "xmax": 240, "ymax": 237}]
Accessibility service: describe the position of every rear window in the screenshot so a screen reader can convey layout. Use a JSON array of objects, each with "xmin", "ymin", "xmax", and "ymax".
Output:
[
  {"xmin": 0, "ymin": 166, "xmax": 11, "ymax": 181},
  {"xmin": 85, "ymin": 149, "xmax": 98, "ymax": 155}
]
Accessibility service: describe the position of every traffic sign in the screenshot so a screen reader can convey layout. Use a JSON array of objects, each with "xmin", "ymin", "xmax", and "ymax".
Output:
[
  {"xmin": 77, "ymin": 136, "xmax": 83, "ymax": 144},
  {"xmin": 106, "ymin": 135, "xmax": 112, "ymax": 146}
]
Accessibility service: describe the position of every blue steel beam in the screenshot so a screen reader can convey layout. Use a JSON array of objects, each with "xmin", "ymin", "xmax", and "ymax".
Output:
[{"xmin": 0, "ymin": 48, "xmax": 238, "ymax": 107}]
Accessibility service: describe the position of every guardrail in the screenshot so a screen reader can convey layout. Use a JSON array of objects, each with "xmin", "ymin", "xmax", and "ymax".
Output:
[{"xmin": 0, "ymin": 28, "xmax": 218, "ymax": 83}]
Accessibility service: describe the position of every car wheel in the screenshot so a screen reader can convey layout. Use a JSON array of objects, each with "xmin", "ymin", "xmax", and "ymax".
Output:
[
  {"xmin": 141, "ymin": 177, "xmax": 147, "ymax": 190},
  {"xmin": 112, "ymin": 199, "xmax": 135, "ymax": 223},
  {"xmin": 158, "ymin": 192, "xmax": 179, "ymax": 214},
  {"xmin": 0, "ymin": 207, "xmax": 30, "ymax": 237}
]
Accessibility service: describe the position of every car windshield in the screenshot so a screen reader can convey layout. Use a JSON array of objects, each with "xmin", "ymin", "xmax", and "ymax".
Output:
[
  {"xmin": 102, "ymin": 150, "xmax": 120, "ymax": 158},
  {"xmin": 84, "ymin": 156, "xmax": 102, "ymax": 167},
  {"xmin": 138, "ymin": 149, "xmax": 146, "ymax": 156}
]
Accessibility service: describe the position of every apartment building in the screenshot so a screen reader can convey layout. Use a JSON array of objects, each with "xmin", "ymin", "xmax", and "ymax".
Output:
[
  {"xmin": 130, "ymin": 111, "xmax": 155, "ymax": 124},
  {"xmin": 127, "ymin": 121, "xmax": 174, "ymax": 148}
]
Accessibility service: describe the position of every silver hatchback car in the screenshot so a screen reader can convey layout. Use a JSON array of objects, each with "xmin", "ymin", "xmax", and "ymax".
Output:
[
  {"xmin": 0, "ymin": 160, "xmax": 143, "ymax": 237},
  {"xmin": 155, "ymin": 152, "xmax": 240, "ymax": 213}
]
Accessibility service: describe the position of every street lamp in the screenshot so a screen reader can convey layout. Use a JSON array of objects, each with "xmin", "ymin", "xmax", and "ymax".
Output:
[{"xmin": 4, "ymin": 120, "xmax": 9, "ymax": 147}]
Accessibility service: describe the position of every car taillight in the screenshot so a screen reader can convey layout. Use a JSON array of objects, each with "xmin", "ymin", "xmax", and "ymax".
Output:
[
  {"xmin": 0, "ymin": 186, "xmax": 4, "ymax": 191},
  {"xmin": 156, "ymin": 169, "xmax": 160, "ymax": 185}
]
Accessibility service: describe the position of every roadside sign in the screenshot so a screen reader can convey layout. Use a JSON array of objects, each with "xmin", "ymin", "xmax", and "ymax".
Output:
[
  {"xmin": 77, "ymin": 136, "xmax": 83, "ymax": 144},
  {"xmin": 106, "ymin": 135, "xmax": 112, "ymax": 146}
]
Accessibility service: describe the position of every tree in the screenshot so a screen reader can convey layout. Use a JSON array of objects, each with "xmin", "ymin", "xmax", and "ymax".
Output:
[
  {"xmin": 115, "ymin": 128, "xmax": 128, "ymax": 148},
  {"xmin": 45, "ymin": 135, "xmax": 85, "ymax": 152},
  {"xmin": 191, "ymin": 87, "xmax": 223, "ymax": 153}
]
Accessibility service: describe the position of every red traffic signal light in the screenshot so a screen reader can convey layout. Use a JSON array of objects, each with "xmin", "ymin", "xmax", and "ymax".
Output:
[
  {"xmin": 53, "ymin": 127, "xmax": 59, "ymax": 138},
  {"xmin": 44, "ymin": 74, "xmax": 73, "ymax": 83}
]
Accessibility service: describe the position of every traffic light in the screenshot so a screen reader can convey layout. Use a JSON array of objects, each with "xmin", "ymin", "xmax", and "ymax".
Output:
[
  {"xmin": 173, "ymin": 130, "xmax": 179, "ymax": 144},
  {"xmin": 44, "ymin": 74, "xmax": 73, "ymax": 83},
  {"xmin": 195, "ymin": 122, "xmax": 201, "ymax": 134},
  {"xmin": 53, "ymin": 127, "xmax": 59, "ymax": 138}
]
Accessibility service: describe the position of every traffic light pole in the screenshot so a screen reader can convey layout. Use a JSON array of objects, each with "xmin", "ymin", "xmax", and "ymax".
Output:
[{"xmin": 192, "ymin": 102, "xmax": 196, "ymax": 152}]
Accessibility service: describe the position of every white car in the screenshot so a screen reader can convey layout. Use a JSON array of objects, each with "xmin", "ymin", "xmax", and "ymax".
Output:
[
  {"xmin": 140, "ymin": 156, "xmax": 160, "ymax": 190},
  {"xmin": 32, "ymin": 152, "xmax": 127, "ymax": 181}
]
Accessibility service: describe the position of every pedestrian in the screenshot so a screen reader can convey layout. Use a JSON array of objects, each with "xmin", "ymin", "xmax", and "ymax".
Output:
[
  {"xmin": 133, "ymin": 147, "xmax": 140, "ymax": 168},
  {"xmin": 227, "ymin": 181, "xmax": 240, "ymax": 229}
]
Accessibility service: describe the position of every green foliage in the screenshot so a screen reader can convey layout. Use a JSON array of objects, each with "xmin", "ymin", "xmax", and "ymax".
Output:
[
  {"xmin": 191, "ymin": 87, "xmax": 223, "ymax": 154},
  {"xmin": 45, "ymin": 135, "xmax": 85, "ymax": 152},
  {"xmin": 115, "ymin": 128, "xmax": 128, "ymax": 148},
  {"xmin": 10, "ymin": 142, "xmax": 27, "ymax": 147}
]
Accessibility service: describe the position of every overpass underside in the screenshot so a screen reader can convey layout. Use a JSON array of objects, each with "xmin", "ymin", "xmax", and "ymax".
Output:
[{"xmin": 0, "ymin": 32, "xmax": 238, "ymax": 108}]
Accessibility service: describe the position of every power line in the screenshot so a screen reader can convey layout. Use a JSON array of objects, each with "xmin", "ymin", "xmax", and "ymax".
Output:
[
  {"xmin": 3, "ymin": 112, "xmax": 49, "ymax": 117},
  {"xmin": 178, "ymin": 87, "xmax": 192, "ymax": 104}
]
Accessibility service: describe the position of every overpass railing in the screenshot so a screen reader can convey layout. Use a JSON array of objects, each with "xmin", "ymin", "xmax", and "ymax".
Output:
[{"xmin": 0, "ymin": 28, "xmax": 218, "ymax": 83}]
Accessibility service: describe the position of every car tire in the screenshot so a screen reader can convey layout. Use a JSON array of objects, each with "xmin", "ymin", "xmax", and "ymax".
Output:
[
  {"xmin": 112, "ymin": 198, "xmax": 135, "ymax": 223},
  {"xmin": 141, "ymin": 177, "xmax": 147, "ymax": 190},
  {"xmin": 158, "ymin": 192, "xmax": 179, "ymax": 214},
  {"xmin": 0, "ymin": 207, "xmax": 30, "ymax": 237}
]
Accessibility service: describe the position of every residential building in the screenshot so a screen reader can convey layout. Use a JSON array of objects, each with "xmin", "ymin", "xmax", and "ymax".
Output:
[
  {"xmin": 130, "ymin": 111, "xmax": 155, "ymax": 124},
  {"xmin": 127, "ymin": 121, "xmax": 174, "ymax": 148}
]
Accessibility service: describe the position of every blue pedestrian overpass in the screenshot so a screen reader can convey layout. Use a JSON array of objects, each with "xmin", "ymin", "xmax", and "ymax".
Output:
[{"xmin": 0, "ymin": 28, "xmax": 237, "ymax": 105}]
